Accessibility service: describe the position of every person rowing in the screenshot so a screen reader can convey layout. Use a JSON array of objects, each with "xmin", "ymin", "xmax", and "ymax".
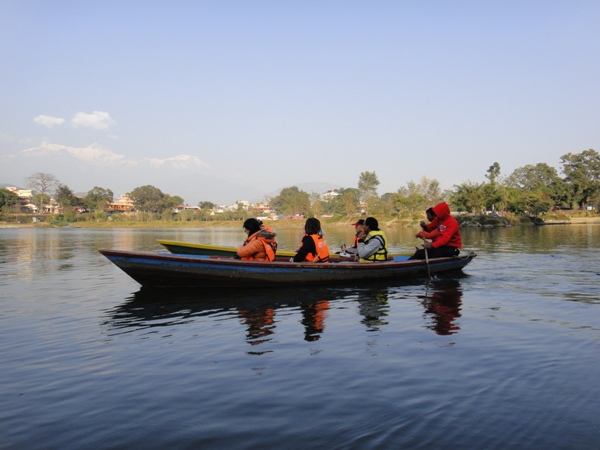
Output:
[{"xmin": 409, "ymin": 202, "xmax": 462, "ymax": 260}]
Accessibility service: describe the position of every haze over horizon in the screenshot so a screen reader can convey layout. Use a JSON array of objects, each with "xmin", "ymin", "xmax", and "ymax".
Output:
[{"xmin": 1, "ymin": 2, "xmax": 598, "ymax": 205}]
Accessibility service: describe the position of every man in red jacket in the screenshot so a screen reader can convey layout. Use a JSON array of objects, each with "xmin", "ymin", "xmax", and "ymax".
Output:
[{"xmin": 409, "ymin": 202, "xmax": 462, "ymax": 260}]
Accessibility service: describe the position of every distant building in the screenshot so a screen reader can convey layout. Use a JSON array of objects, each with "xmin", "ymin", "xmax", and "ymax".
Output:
[
  {"xmin": 106, "ymin": 194, "xmax": 134, "ymax": 213},
  {"xmin": 5, "ymin": 187, "xmax": 38, "ymax": 213},
  {"xmin": 320, "ymin": 190, "xmax": 339, "ymax": 200}
]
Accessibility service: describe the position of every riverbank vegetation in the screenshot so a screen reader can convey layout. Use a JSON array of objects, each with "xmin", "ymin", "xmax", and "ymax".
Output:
[{"xmin": 1, "ymin": 149, "xmax": 598, "ymax": 228}]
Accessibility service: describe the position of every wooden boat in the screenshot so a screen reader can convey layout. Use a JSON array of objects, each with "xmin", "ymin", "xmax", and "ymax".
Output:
[
  {"xmin": 157, "ymin": 239, "xmax": 297, "ymax": 257},
  {"xmin": 156, "ymin": 239, "xmax": 411, "ymax": 259},
  {"xmin": 99, "ymin": 249, "xmax": 476, "ymax": 288}
]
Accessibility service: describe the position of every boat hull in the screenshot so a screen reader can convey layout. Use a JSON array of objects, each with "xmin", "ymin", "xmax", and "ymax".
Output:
[{"xmin": 100, "ymin": 249, "xmax": 476, "ymax": 288}]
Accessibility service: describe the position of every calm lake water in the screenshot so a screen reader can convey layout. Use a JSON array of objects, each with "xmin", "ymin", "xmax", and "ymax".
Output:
[{"xmin": 1, "ymin": 224, "xmax": 599, "ymax": 449}]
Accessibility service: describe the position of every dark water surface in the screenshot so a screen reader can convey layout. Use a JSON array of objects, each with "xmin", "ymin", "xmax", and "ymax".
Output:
[{"xmin": 1, "ymin": 225, "xmax": 599, "ymax": 449}]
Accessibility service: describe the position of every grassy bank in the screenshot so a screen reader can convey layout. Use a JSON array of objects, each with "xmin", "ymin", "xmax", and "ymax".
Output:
[{"xmin": 2, "ymin": 212, "xmax": 598, "ymax": 230}]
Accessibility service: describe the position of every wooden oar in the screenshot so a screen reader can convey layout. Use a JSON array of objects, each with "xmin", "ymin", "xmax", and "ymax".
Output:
[{"xmin": 419, "ymin": 237, "xmax": 433, "ymax": 281}]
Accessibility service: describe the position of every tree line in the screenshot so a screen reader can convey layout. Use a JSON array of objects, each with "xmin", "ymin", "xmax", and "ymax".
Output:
[
  {"xmin": 1, "ymin": 148, "xmax": 598, "ymax": 223},
  {"xmin": 271, "ymin": 149, "xmax": 599, "ymax": 218}
]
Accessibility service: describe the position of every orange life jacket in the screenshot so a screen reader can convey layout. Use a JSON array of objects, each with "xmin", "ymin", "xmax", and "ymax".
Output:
[
  {"xmin": 240, "ymin": 233, "xmax": 276, "ymax": 261},
  {"xmin": 260, "ymin": 224, "xmax": 278, "ymax": 253},
  {"xmin": 302, "ymin": 234, "xmax": 330, "ymax": 263}
]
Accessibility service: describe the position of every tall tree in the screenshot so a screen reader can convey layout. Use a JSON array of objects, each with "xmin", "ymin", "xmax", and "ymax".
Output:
[
  {"xmin": 358, "ymin": 171, "xmax": 380, "ymax": 213},
  {"xmin": 485, "ymin": 162, "xmax": 501, "ymax": 186},
  {"xmin": 25, "ymin": 172, "xmax": 59, "ymax": 212},
  {"xmin": 55, "ymin": 184, "xmax": 79, "ymax": 209}
]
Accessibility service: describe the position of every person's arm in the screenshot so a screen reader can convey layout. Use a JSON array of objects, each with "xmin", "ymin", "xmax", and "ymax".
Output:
[
  {"xmin": 293, "ymin": 236, "xmax": 315, "ymax": 262},
  {"xmin": 422, "ymin": 218, "xmax": 438, "ymax": 232},
  {"xmin": 417, "ymin": 229, "xmax": 440, "ymax": 240},
  {"xmin": 357, "ymin": 236, "xmax": 382, "ymax": 259},
  {"xmin": 236, "ymin": 239, "xmax": 261, "ymax": 258}
]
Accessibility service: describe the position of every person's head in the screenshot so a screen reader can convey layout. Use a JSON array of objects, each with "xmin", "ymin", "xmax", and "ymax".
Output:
[
  {"xmin": 242, "ymin": 218, "xmax": 261, "ymax": 235},
  {"xmin": 351, "ymin": 219, "xmax": 365, "ymax": 231},
  {"xmin": 304, "ymin": 217, "xmax": 322, "ymax": 235},
  {"xmin": 364, "ymin": 217, "xmax": 379, "ymax": 231},
  {"xmin": 426, "ymin": 208, "xmax": 436, "ymax": 222}
]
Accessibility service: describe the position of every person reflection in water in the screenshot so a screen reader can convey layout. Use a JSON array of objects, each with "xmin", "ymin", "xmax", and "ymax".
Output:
[
  {"xmin": 301, "ymin": 300, "xmax": 329, "ymax": 341},
  {"xmin": 357, "ymin": 289, "xmax": 389, "ymax": 331},
  {"xmin": 237, "ymin": 307, "xmax": 276, "ymax": 346},
  {"xmin": 422, "ymin": 279, "xmax": 463, "ymax": 335}
]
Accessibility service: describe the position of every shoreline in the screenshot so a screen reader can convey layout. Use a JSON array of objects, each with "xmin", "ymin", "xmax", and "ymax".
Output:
[{"xmin": 2, "ymin": 216, "xmax": 600, "ymax": 229}]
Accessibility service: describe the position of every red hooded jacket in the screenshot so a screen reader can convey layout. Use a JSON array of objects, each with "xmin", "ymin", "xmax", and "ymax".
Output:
[{"xmin": 417, "ymin": 202, "xmax": 462, "ymax": 249}]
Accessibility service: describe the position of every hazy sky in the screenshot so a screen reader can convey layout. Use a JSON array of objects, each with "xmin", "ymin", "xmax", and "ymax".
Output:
[{"xmin": 1, "ymin": 1, "xmax": 598, "ymax": 205}]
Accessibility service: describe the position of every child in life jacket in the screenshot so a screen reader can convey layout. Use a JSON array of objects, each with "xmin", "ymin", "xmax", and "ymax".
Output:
[{"xmin": 293, "ymin": 217, "xmax": 329, "ymax": 263}]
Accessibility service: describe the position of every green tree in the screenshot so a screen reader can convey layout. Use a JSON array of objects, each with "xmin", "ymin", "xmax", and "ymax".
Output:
[
  {"xmin": 560, "ymin": 149, "xmax": 600, "ymax": 209},
  {"xmin": 505, "ymin": 162, "xmax": 569, "ymax": 208},
  {"xmin": 391, "ymin": 177, "xmax": 443, "ymax": 217},
  {"xmin": 129, "ymin": 185, "xmax": 168, "ymax": 213},
  {"xmin": 269, "ymin": 186, "xmax": 311, "ymax": 216},
  {"xmin": 0, "ymin": 188, "xmax": 19, "ymax": 209},
  {"xmin": 358, "ymin": 171, "xmax": 380, "ymax": 213},
  {"xmin": 84, "ymin": 186, "xmax": 114, "ymax": 210},
  {"xmin": 165, "ymin": 195, "xmax": 184, "ymax": 209},
  {"xmin": 450, "ymin": 181, "xmax": 486, "ymax": 213},
  {"xmin": 0, "ymin": 188, "xmax": 19, "ymax": 219},
  {"xmin": 198, "ymin": 201, "xmax": 216, "ymax": 209},
  {"xmin": 55, "ymin": 184, "xmax": 80, "ymax": 209},
  {"xmin": 394, "ymin": 181, "xmax": 426, "ymax": 216},
  {"xmin": 337, "ymin": 188, "xmax": 360, "ymax": 216},
  {"xmin": 485, "ymin": 162, "xmax": 501, "ymax": 186}
]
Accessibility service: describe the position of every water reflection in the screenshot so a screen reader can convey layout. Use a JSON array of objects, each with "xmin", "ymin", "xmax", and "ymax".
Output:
[
  {"xmin": 238, "ymin": 306, "xmax": 276, "ymax": 346},
  {"xmin": 105, "ymin": 286, "xmax": 348, "ymax": 347},
  {"xmin": 421, "ymin": 278, "xmax": 464, "ymax": 335},
  {"xmin": 356, "ymin": 288, "xmax": 390, "ymax": 331},
  {"xmin": 300, "ymin": 300, "xmax": 330, "ymax": 341},
  {"xmin": 104, "ymin": 278, "xmax": 460, "ymax": 349}
]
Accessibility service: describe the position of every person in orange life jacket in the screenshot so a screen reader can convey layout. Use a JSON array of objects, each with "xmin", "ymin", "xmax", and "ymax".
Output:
[
  {"xmin": 356, "ymin": 216, "xmax": 389, "ymax": 262},
  {"xmin": 235, "ymin": 218, "xmax": 277, "ymax": 261},
  {"xmin": 409, "ymin": 202, "xmax": 462, "ymax": 260},
  {"xmin": 340, "ymin": 219, "xmax": 364, "ymax": 256},
  {"xmin": 293, "ymin": 217, "xmax": 330, "ymax": 263},
  {"xmin": 258, "ymin": 219, "xmax": 278, "ymax": 253}
]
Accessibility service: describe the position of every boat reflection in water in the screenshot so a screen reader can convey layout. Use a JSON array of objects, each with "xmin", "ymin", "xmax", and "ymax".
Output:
[
  {"xmin": 105, "ymin": 286, "xmax": 347, "ymax": 350},
  {"xmin": 420, "ymin": 277, "xmax": 464, "ymax": 335},
  {"xmin": 105, "ymin": 279, "xmax": 465, "ymax": 347}
]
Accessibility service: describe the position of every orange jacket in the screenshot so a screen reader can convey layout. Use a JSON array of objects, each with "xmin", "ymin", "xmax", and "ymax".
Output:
[{"xmin": 237, "ymin": 229, "xmax": 277, "ymax": 261}]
